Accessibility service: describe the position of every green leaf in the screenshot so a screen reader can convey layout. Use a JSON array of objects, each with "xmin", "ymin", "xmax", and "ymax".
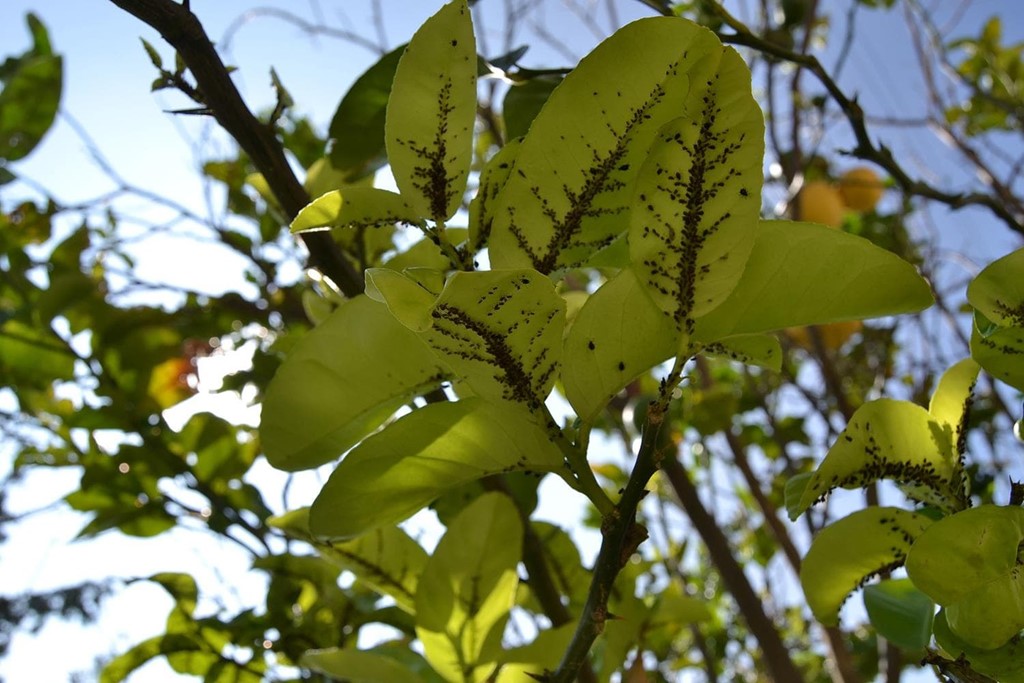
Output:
[
  {"xmin": 906, "ymin": 505, "xmax": 1024, "ymax": 649},
  {"xmin": 928, "ymin": 358, "xmax": 980, "ymax": 452},
  {"xmin": 148, "ymin": 573, "xmax": 198, "ymax": 617},
  {"xmin": 140, "ymin": 38, "xmax": 163, "ymax": 69},
  {"xmin": 261, "ymin": 295, "xmax": 448, "ymax": 471},
  {"xmin": 527, "ymin": 523, "xmax": 591, "ymax": 607},
  {"xmin": 502, "ymin": 77, "xmax": 560, "ymax": 140},
  {"xmin": 652, "ymin": 584, "xmax": 713, "ymax": 624},
  {"xmin": 0, "ymin": 16, "xmax": 61, "ymax": 162},
  {"xmin": 365, "ymin": 267, "xmax": 441, "ymax": 331},
  {"xmin": 496, "ymin": 623, "xmax": 576, "ymax": 682},
  {"xmin": 291, "ymin": 187, "xmax": 419, "ymax": 233},
  {"xmin": 793, "ymin": 399, "xmax": 963, "ymax": 517},
  {"xmin": 308, "ymin": 399, "xmax": 564, "ymax": 539},
  {"xmin": 80, "ymin": 508, "xmax": 177, "ymax": 540},
  {"xmin": 25, "ymin": 13, "xmax": 53, "ymax": 56},
  {"xmin": 934, "ymin": 610, "xmax": 1024, "ymax": 683},
  {"xmin": 269, "ymin": 67, "xmax": 293, "ymax": 109},
  {"xmin": 419, "ymin": 269, "xmax": 566, "ymax": 412},
  {"xmin": 469, "ymin": 139, "xmax": 520, "ymax": 253},
  {"xmin": 100, "ymin": 634, "xmax": 203, "ymax": 683},
  {"xmin": 489, "ymin": 18, "xmax": 719, "ymax": 273},
  {"xmin": 784, "ymin": 472, "xmax": 813, "ymax": 521},
  {"xmin": 416, "ymin": 492, "xmax": 521, "ymax": 683},
  {"xmin": 967, "ymin": 247, "xmax": 1024, "ymax": 328},
  {"xmin": 630, "ymin": 47, "xmax": 763, "ymax": 333},
  {"xmin": 0, "ymin": 319, "xmax": 75, "ymax": 385},
  {"xmin": 561, "ymin": 268, "xmax": 678, "ymax": 422},
  {"xmin": 302, "ymin": 648, "xmax": 425, "ymax": 683},
  {"xmin": 253, "ymin": 551, "xmax": 342, "ymax": 591},
  {"xmin": 322, "ymin": 525, "xmax": 429, "ymax": 613},
  {"xmin": 693, "ymin": 220, "xmax": 934, "ymax": 342},
  {"xmin": 801, "ymin": 507, "xmax": 932, "ymax": 626},
  {"xmin": 971, "ymin": 322, "xmax": 1024, "ymax": 392},
  {"xmin": 329, "ymin": 44, "xmax": 406, "ymax": 180},
  {"xmin": 385, "ymin": 0, "xmax": 476, "ymax": 221},
  {"xmin": 701, "ymin": 333, "xmax": 781, "ymax": 371},
  {"xmin": 863, "ymin": 579, "xmax": 934, "ymax": 651}
]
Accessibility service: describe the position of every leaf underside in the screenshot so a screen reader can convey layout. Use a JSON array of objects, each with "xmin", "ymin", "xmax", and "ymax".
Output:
[
  {"xmin": 261, "ymin": 296, "xmax": 447, "ymax": 472},
  {"xmin": 630, "ymin": 46, "xmax": 763, "ymax": 334},
  {"xmin": 693, "ymin": 220, "xmax": 935, "ymax": 342},
  {"xmin": 906, "ymin": 505, "xmax": 1024, "ymax": 649},
  {"xmin": 489, "ymin": 18, "xmax": 723, "ymax": 273},
  {"xmin": 385, "ymin": 0, "xmax": 476, "ymax": 222},
  {"xmin": 801, "ymin": 507, "xmax": 932, "ymax": 625},
  {"xmin": 308, "ymin": 399, "xmax": 564, "ymax": 540},
  {"xmin": 794, "ymin": 399, "xmax": 962, "ymax": 516},
  {"xmin": 422, "ymin": 269, "xmax": 566, "ymax": 412},
  {"xmin": 416, "ymin": 493, "xmax": 522, "ymax": 682}
]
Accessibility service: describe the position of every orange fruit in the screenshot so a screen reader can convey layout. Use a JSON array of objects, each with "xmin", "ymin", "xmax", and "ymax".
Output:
[
  {"xmin": 795, "ymin": 180, "xmax": 844, "ymax": 228},
  {"xmin": 838, "ymin": 166, "xmax": 884, "ymax": 212},
  {"xmin": 148, "ymin": 357, "xmax": 194, "ymax": 409},
  {"xmin": 785, "ymin": 321, "xmax": 863, "ymax": 351}
]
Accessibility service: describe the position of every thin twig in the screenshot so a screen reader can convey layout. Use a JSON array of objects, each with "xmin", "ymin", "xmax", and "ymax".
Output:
[{"xmin": 106, "ymin": 0, "xmax": 364, "ymax": 296}]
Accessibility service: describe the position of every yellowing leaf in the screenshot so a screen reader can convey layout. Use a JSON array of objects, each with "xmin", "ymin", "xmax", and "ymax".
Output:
[
  {"xmin": 933, "ymin": 610, "xmax": 1024, "ymax": 682},
  {"xmin": 906, "ymin": 505, "xmax": 1024, "ymax": 649},
  {"xmin": 971, "ymin": 321, "xmax": 1024, "ymax": 392},
  {"xmin": 701, "ymin": 334, "xmax": 781, "ymax": 371},
  {"xmin": 323, "ymin": 526, "xmax": 428, "ymax": 614},
  {"xmin": 302, "ymin": 649, "xmax": 424, "ymax": 683},
  {"xmin": 468, "ymin": 139, "xmax": 520, "ymax": 253},
  {"xmin": 365, "ymin": 268, "xmax": 440, "ymax": 332},
  {"xmin": 426, "ymin": 269, "xmax": 566, "ymax": 412},
  {"xmin": 291, "ymin": 187, "xmax": 419, "ymax": 233},
  {"xmin": 966, "ymin": 247, "xmax": 1024, "ymax": 329},
  {"xmin": 561, "ymin": 268, "xmax": 677, "ymax": 422},
  {"xmin": 927, "ymin": 357, "xmax": 980, "ymax": 456}
]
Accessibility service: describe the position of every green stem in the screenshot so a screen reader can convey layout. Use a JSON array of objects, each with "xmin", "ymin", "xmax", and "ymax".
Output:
[{"xmin": 552, "ymin": 430, "xmax": 615, "ymax": 515}]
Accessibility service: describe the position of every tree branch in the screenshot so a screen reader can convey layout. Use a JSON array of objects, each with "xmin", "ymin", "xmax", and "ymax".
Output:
[
  {"xmin": 713, "ymin": 22, "xmax": 1024, "ymax": 235},
  {"xmin": 661, "ymin": 454, "xmax": 804, "ymax": 682},
  {"xmin": 633, "ymin": 0, "xmax": 1024, "ymax": 235},
  {"xmin": 105, "ymin": 0, "xmax": 364, "ymax": 296},
  {"xmin": 547, "ymin": 400, "xmax": 663, "ymax": 683},
  {"xmin": 546, "ymin": 356, "xmax": 692, "ymax": 683}
]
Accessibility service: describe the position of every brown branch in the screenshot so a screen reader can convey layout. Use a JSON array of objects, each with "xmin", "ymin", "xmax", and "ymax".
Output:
[
  {"xmin": 106, "ymin": 0, "xmax": 364, "ymax": 297},
  {"xmin": 548, "ymin": 376, "xmax": 676, "ymax": 683},
  {"xmin": 661, "ymin": 454, "xmax": 804, "ymax": 682}
]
